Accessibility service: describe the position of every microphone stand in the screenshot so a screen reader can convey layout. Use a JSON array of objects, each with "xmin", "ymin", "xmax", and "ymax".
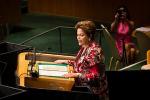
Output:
[{"xmin": 28, "ymin": 48, "xmax": 39, "ymax": 78}]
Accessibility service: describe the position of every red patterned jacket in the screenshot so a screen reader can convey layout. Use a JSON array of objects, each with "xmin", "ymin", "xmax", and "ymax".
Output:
[{"xmin": 68, "ymin": 41, "xmax": 108, "ymax": 96}]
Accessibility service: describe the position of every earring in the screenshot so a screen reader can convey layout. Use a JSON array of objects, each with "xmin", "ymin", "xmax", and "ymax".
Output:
[{"xmin": 88, "ymin": 38, "xmax": 91, "ymax": 41}]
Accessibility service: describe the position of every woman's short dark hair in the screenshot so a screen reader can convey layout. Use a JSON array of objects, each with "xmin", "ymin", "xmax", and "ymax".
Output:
[{"xmin": 75, "ymin": 20, "xmax": 96, "ymax": 40}]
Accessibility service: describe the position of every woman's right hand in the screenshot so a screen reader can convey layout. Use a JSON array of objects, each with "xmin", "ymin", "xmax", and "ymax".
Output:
[
  {"xmin": 63, "ymin": 73, "xmax": 81, "ymax": 78},
  {"xmin": 115, "ymin": 13, "xmax": 119, "ymax": 19},
  {"xmin": 54, "ymin": 60, "xmax": 68, "ymax": 64}
]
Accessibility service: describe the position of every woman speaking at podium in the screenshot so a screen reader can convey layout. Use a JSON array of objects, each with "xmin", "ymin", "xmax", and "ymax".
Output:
[{"xmin": 55, "ymin": 20, "xmax": 108, "ymax": 100}]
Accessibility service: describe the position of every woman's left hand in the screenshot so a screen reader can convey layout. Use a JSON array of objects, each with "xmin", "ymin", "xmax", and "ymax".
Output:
[
  {"xmin": 63, "ymin": 73, "xmax": 79, "ymax": 78},
  {"xmin": 54, "ymin": 60, "xmax": 68, "ymax": 64}
]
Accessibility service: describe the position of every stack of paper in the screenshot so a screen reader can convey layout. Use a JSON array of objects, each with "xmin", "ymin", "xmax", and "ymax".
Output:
[{"xmin": 38, "ymin": 63, "xmax": 68, "ymax": 77}]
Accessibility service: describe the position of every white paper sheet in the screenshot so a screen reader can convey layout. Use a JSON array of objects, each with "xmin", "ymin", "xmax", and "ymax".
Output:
[
  {"xmin": 38, "ymin": 64, "xmax": 67, "ymax": 72},
  {"xmin": 39, "ymin": 70, "xmax": 68, "ymax": 77},
  {"xmin": 136, "ymin": 27, "xmax": 150, "ymax": 32}
]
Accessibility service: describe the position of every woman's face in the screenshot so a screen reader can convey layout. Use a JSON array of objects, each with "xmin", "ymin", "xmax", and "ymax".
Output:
[
  {"xmin": 76, "ymin": 28, "xmax": 90, "ymax": 47},
  {"xmin": 120, "ymin": 11, "xmax": 127, "ymax": 20},
  {"xmin": 118, "ymin": 7, "xmax": 127, "ymax": 20}
]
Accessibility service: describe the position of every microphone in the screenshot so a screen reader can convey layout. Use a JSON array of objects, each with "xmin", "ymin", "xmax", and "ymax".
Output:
[{"xmin": 28, "ymin": 48, "xmax": 39, "ymax": 78}]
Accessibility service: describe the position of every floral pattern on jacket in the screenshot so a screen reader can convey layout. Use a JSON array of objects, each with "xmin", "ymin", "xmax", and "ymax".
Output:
[{"xmin": 68, "ymin": 41, "xmax": 108, "ymax": 97}]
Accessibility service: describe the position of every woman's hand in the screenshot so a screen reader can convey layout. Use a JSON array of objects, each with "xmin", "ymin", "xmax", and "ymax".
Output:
[
  {"xmin": 115, "ymin": 13, "xmax": 119, "ymax": 19},
  {"xmin": 54, "ymin": 60, "xmax": 68, "ymax": 64},
  {"xmin": 63, "ymin": 73, "xmax": 81, "ymax": 78}
]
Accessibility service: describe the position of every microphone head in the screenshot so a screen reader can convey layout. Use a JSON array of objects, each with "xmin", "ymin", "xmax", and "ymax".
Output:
[{"xmin": 30, "ymin": 70, "xmax": 39, "ymax": 78}]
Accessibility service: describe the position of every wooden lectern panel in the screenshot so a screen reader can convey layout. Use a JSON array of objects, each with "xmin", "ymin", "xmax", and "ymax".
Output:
[
  {"xmin": 24, "ymin": 76, "xmax": 74, "ymax": 91},
  {"xmin": 16, "ymin": 52, "xmax": 75, "ymax": 91}
]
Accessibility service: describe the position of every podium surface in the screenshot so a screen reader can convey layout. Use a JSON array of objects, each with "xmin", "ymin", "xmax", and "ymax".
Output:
[{"xmin": 16, "ymin": 52, "xmax": 75, "ymax": 91}]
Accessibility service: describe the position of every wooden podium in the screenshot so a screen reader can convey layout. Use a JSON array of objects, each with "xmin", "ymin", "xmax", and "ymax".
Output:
[{"xmin": 16, "ymin": 52, "xmax": 75, "ymax": 91}]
